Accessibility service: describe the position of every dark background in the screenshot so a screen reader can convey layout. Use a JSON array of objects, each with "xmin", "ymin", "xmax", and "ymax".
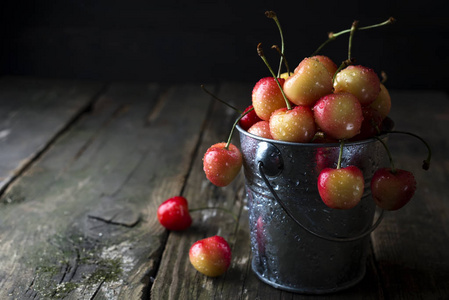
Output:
[{"xmin": 1, "ymin": 0, "xmax": 448, "ymax": 90}]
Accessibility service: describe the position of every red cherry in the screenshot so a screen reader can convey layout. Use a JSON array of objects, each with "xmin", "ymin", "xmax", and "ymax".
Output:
[
  {"xmin": 371, "ymin": 168, "xmax": 417, "ymax": 210},
  {"xmin": 203, "ymin": 142, "xmax": 242, "ymax": 187},
  {"xmin": 157, "ymin": 196, "xmax": 192, "ymax": 231},
  {"xmin": 317, "ymin": 166, "xmax": 364, "ymax": 209},
  {"xmin": 313, "ymin": 92, "xmax": 364, "ymax": 140},
  {"xmin": 252, "ymin": 77, "xmax": 287, "ymax": 121},
  {"xmin": 189, "ymin": 235, "xmax": 232, "ymax": 277},
  {"xmin": 239, "ymin": 105, "xmax": 262, "ymax": 131}
]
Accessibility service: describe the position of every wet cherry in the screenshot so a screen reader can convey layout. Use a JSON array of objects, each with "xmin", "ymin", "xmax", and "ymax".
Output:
[
  {"xmin": 203, "ymin": 142, "xmax": 242, "ymax": 187},
  {"xmin": 189, "ymin": 235, "xmax": 232, "ymax": 277},
  {"xmin": 313, "ymin": 92, "xmax": 363, "ymax": 140},
  {"xmin": 157, "ymin": 196, "xmax": 192, "ymax": 231},
  {"xmin": 283, "ymin": 57, "xmax": 333, "ymax": 107},
  {"xmin": 318, "ymin": 166, "xmax": 364, "ymax": 209},
  {"xmin": 269, "ymin": 105, "xmax": 317, "ymax": 142},
  {"xmin": 252, "ymin": 77, "xmax": 287, "ymax": 121},
  {"xmin": 333, "ymin": 65, "xmax": 381, "ymax": 106}
]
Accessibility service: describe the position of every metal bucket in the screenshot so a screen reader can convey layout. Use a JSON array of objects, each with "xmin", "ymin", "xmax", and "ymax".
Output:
[{"xmin": 237, "ymin": 124, "xmax": 389, "ymax": 294}]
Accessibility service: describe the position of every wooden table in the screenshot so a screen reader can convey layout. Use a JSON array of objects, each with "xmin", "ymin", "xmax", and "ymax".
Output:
[{"xmin": 0, "ymin": 76, "xmax": 448, "ymax": 299}]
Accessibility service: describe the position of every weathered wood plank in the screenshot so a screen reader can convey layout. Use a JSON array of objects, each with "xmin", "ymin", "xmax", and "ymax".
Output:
[
  {"xmin": 0, "ymin": 76, "xmax": 105, "ymax": 194},
  {"xmin": 371, "ymin": 90, "xmax": 449, "ymax": 299},
  {"xmin": 0, "ymin": 82, "xmax": 213, "ymax": 299}
]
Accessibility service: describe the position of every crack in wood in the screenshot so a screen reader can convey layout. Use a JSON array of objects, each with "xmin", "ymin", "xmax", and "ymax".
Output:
[{"xmin": 88, "ymin": 213, "xmax": 140, "ymax": 228}]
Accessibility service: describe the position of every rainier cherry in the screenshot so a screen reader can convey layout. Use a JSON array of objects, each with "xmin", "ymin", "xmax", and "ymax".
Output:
[
  {"xmin": 252, "ymin": 77, "xmax": 287, "ymax": 121},
  {"xmin": 333, "ymin": 65, "xmax": 381, "ymax": 106},
  {"xmin": 309, "ymin": 55, "xmax": 338, "ymax": 76},
  {"xmin": 318, "ymin": 165, "xmax": 365, "ymax": 209},
  {"xmin": 157, "ymin": 196, "xmax": 192, "ymax": 231},
  {"xmin": 189, "ymin": 235, "xmax": 232, "ymax": 277},
  {"xmin": 371, "ymin": 168, "xmax": 417, "ymax": 210},
  {"xmin": 269, "ymin": 105, "xmax": 316, "ymax": 142},
  {"xmin": 313, "ymin": 92, "xmax": 363, "ymax": 140},
  {"xmin": 283, "ymin": 57, "xmax": 333, "ymax": 107},
  {"xmin": 203, "ymin": 142, "xmax": 242, "ymax": 187}
]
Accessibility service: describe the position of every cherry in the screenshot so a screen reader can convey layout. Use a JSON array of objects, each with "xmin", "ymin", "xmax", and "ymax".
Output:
[
  {"xmin": 309, "ymin": 55, "xmax": 338, "ymax": 76},
  {"xmin": 370, "ymin": 83, "xmax": 391, "ymax": 120},
  {"xmin": 313, "ymin": 92, "xmax": 364, "ymax": 140},
  {"xmin": 248, "ymin": 120, "xmax": 273, "ymax": 139},
  {"xmin": 203, "ymin": 142, "xmax": 242, "ymax": 187},
  {"xmin": 239, "ymin": 105, "xmax": 262, "ymax": 130},
  {"xmin": 189, "ymin": 235, "xmax": 232, "ymax": 277},
  {"xmin": 269, "ymin": 105, "xmax": 317, "ymax": 142},
  {"xmin": 317, "ymin": 140, "xmax": 365, "ymax": 209},
  {"xmin": 370, "ymin": 131, "xmax": 431, "ymax": 210},
  {"xmin": 318, "ymin": 165, "xmax": 364, "ymax": 209},
  {"xmin": 333, "ymin": 65, "xmax": 381, "ymax": 106},
  {"xmin": 371, "ymin": 168, "xmax": 416, "ymax": 210},
  {"xmin": 157, "ymin": 196, "xmax": 192, "ymax": 231},
  {"xmin": 252, "ymin": 77, "xmax": 287, "ymax": 121},
  {"xmin": 283, "ymin": 57, "xmax": 333, "ymax": 107}
]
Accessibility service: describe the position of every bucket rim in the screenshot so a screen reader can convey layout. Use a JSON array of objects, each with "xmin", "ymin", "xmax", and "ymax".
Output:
[{"xmin": 236, "ymin": 117, "xmax": 394, "ymax": 147}]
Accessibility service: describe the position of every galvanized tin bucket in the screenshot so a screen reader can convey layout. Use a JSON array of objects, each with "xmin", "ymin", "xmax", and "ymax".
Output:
[{"xmin": 237, "ymin": 124, "xmax": 389, "ymax": 294}]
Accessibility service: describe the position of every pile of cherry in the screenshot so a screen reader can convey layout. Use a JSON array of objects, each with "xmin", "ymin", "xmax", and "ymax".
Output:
[{"xmin": 157, "ymin": 12, "xmax": 431, "ymax": 278}]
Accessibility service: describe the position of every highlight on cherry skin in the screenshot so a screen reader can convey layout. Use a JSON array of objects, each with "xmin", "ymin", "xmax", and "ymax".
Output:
[
  {"xmin": 157, "ymin": 196, "xmax": 192, "ymax": 231},
  {"xmin": 203, "ymin": 142, "xmax": 243, "ymax": 187},
  {"xmin": 189, "ymin": 235, "xmax": 232, "ymax": 277}
]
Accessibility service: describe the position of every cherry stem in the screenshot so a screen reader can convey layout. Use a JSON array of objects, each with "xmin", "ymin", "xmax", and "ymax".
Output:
[
  {"xmin": 386, "ymin": 130, "xmax": 432, "ymax": 170},
  {"xmin": 348, "ymin": 20, "xmax": 359, "ymax": 60},
  {"xmin": 272, "ymin": 45, "xmax": 291, "ymax": 75},
  {"xmin": 265, "ymin": 11, "xmax": 285, "ymax": 78},
  {"xmin": 374, "ymin": 136, "xmax": 396, "ymax": 173},
  {"xmin": 257, "ymin": 43, "xmax": 292, "ymax": 110},
  {"xmin": 201, "ymin": 85, "xmax": 242, "ymax": 114},
  {"xmin": 225, "ymin": 107, "xmax": 254, "ymax": 149},
  {"xmin": 311, "ymin": 17, "xmax": 396, "ymax": 56},
  {"xmin": 337, "ymin": 140, "xmax": 345, "ymax": 169},
  {"xmin": 189, "ymin": 207, "xmax": 238, "ymax": 222}
]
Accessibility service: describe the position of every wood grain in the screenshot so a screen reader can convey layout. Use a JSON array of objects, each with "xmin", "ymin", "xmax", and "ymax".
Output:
[{"xmin": 0, "ymin": 79, "xmax": 447, "ymax": 299}]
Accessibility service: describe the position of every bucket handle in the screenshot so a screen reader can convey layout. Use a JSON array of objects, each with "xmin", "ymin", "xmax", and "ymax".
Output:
[{"xmin": 258, "ymin": 161, "xmax": 384, "ymax": 243}]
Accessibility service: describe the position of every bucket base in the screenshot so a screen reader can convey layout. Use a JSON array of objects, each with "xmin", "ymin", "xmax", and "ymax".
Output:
[{"xmin": 251, "ymin": 256, "xmax": 366, "ymax": 294}]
